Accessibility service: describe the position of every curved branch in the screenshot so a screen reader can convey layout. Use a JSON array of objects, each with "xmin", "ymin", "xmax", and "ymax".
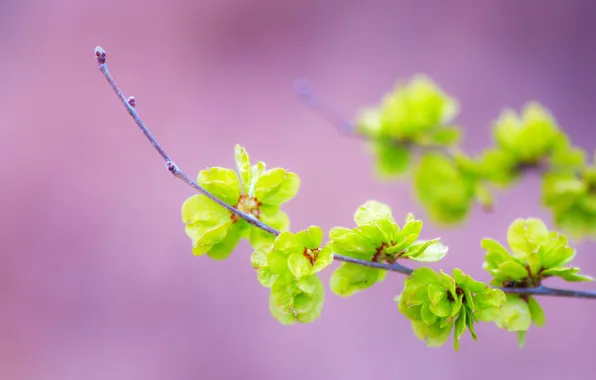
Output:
[{"xmin": 95, "ymin": 46, "xmax": 596, "ymax": 300}]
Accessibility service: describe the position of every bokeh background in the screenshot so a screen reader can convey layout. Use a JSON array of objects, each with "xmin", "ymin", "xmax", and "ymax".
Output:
[{"xmin": 1, "ymin": 0, "xmax": 596, "ymax": 379}]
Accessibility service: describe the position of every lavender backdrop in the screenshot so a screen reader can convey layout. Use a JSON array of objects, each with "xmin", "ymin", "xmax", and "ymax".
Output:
[{"xmin": 1, "ymin": 0, "xmax": 596, "ymax": 379}]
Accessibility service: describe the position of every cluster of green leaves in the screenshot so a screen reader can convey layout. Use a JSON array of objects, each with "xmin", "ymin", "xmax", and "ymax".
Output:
[
  {"xmin": 482, "ymin": 218, "xmax": 594, "ymax": 346},
  {"xmin": 177, "ymin": 146, "xmax": 594, "ymax": 348},
  {"xmin": 356, "ymin": 75, "xmax": 461, "ymax": 178},
  {"xmin": 480, "ymin": 103, "xmax": 583, "ymax": 184},
  {"xmin": 354, "ymin": 74, "xmax": 596, "ymax": 239},
  {"xmin": 396, "ymin": 268, "xmax": 505, "ymax": 350},
  {"xmin": 181, "ymin": 145, "xmax": 299, "ymax": 259},
  {"xmin": 252, "ymin": 226, "xmax": 333, "ymax": 324},
  {"xmin": 328, "ymin": 201, "xmax": 447, "ymax": 296},
  {"xmin": 542, "ymin": 153, "xmax": 596, "ymax": 239}
]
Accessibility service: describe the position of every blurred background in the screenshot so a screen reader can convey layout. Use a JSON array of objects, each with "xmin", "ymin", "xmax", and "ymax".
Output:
[{"xmin": 1, "ymin": 0, "xmax": 596, "ymax": 379}]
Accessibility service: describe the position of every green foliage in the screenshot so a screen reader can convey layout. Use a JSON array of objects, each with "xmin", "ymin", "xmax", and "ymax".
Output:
[
  {"xmin": 396, "ymin": 268, "xmax": 505, "ymax": 350},
  {"xmin": 328, "ymin": 201, "xmax": 447, "ymax": 297},
  {"xmin": 252, "ymin": 226, "xmax": 332, "ymax": 324},
  {"xmin": 482, "ymin": 217, "xmax": 594, "ymax": 345},
  {"xmin": 352, "ymin": 74, "xmax": 595, "ymax": 239},
  {"xmin": 181, "ymin": 145, "xmax": 299, "ymax": 259},
  {"xmin": 356, "ymin": 75, "xmax": 460, "ymax": 178},
  {"xmin": 491, "ymin": 103, "xmax": 561, "ymax": 165},
  {"xmin": 542, "ymin": 154, "xmax": 596, "ymax": 239},
  {"xmin": 414, "ymin": 151, "xmax": 490, "ymax": 223}
]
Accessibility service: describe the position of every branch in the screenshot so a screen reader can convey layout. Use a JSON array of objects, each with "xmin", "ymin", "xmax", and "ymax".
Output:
[
  {"xmin": 501, "ymin": 286, "xmax": 596, "ymax": 299},
  {"xmin": 95, "ymin": 46, "xmax": 596, "ymax": 300}
]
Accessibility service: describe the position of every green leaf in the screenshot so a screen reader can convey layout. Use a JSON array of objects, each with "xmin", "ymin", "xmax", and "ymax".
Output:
[
  {"xmin": 205, "ymin": 224, "xmax": 242, "ymax": 260},
  {"xmin": 497, "ymin": 261, "xmax": 529, "ymax": 280},
  {"xmin": 234, "ymin": 144, "xmax": 252, "ymax": 193},
  {"xmin": 541, "ymin": 245, "xmax": 576, "ymax": 269},
  {"xmin": 182, "ymin": 194, "xmax": 230, "ymax": 226},
  {"xmin": 356, "ymin": 108, "xmax": 382, "ymax": 137},
  {"xmin": 375, "ymin": 142, "xmax": 411, "ymax": 177},
  {"xmin": 411, "ymin": 320, "xmax": 453, "ymax": 348},
  {"xmin": 288, "ymin": 253, "xmax": 312, "ymax": 280},
  {"xmin": 452, "ymin": 268, "xmax": 487, "ymax": 293},
  {"xmin": 517, "ymin": 331, "xmax": 527, "ymax": 348},
  {"xmin": 297, "ymin": 225, "xmax": 323, "ymax": 250},
  {"xmin": 271, "ymin": 276, "xmax": 297, "ymax": 314},
  {"xmin": 248, "ymin": 161, "xmax": 266, "ymax": 195},
  {"xmin": 254, "ymin": 168, "xmax": 300, "ymax": 206},
  {"xmin": 428, "ymin": 126, "xmax": 461, "ymax": 145},
  {"xmin": 474, "ymin": 181, "xmax": 494, "ymax": 211},
  {"xmin": 507, "ymin": 218, "xmax": 550, "ymax": 258},
  {"xmin": 482, "ymin": 238, "xmax": 512, "ymax": 268},
  {"xmin": 313, "ymin": 246, "xmax": 334, "ymax": 273},
  {"xmin": 293, "ymin": 293, "xmax": 316, "ymax": 314},
  {"xmin": 495, "ymin": 296, "xmax": 532, "ymax": 332},
  {"xmin": 527, "ymin": 296, "xmax": 545, "ymax": 327},
  {"xmin": 473, "ymin": 289, "xmax": 506, "ymax": 322},
  {"xmin": 453, "ymin": 311, "xmax": 467, "ymax": 351},
  {"xmin": 273, "ymin": 231, "xmax": 302, "ymax": 254},
  {"xmin": 330, "ymin": 263, "xmax": 385, "ymax": 297},
  {"xmin": 421, "ymin": 302, "xmax": 439, "ymax": 325},
  {"xmin": 401, "ymin": 218, "xmax": 423, "ymax": 242},
  {"xmin": 296, "ymin": 275, "xmax": 320, "ymax": 295},
  {"xmin": 354, "ymin": 200, "xmax": 394, "ymax": 226},
  {"xmin": 329, "ymin": 230, "xmax": 376, "ymax": 258},
  {"xmin": 297, "ymin": 277, "xmax": 325, "ymax": 323},
  {"xmin": 427, "ymin": 283, "xmax": 445, "ymax": 304},
  {"xmin": 429, "ymin": 298, "xmax": 451, "ymax": 318},
  {"xmin": 197, "ymin": 167, "xmax": 241, "ymax": 206},
  {"xmin": 269, "ymin": 293, "xmax": 296, "ymax": 325},
  {"xmin": 411, "ymin": 267, "xmax": 442, "ymax": 285},
  {"xmin": 407, "ymin": 240, "xmax": 448, "ymax": 262},
  {"xmin": 385, "ymin": 234, "xmax": 417, "ymax": 254},
  {"xmin": 526, "ymin": 253, "xmax": 542, "ymax": 277},
  {"xmin": 267, "ymin": 250, "xmax": 289, "ymax": 274}
]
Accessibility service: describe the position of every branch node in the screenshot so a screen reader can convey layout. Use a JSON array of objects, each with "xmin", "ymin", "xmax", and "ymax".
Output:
[
  {"xmin": 127, "ymin": 96, "xmax": 136, "ymax": 108},
  {"xmin": 165, "ymin": 161, "xmax": 178, "ymax": 174},
  {"xmin": 95, "ymin": 46, "xmax": 106, "ymax": 65}
]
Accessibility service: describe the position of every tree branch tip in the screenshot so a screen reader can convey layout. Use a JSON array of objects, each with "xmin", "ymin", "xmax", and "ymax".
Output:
[
  {"xmin": 293, "ymin": 78, "xmax": 313, "ymax": 101},
  {"xmin": 95, "ymin": 46, "xmax": 106, "ymax": 65}
]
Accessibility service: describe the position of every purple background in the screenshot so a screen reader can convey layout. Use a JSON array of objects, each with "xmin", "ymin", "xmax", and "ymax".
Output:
[{"xmin": 1, "ymin": 0, "xmax": 596, "ymax": 379}]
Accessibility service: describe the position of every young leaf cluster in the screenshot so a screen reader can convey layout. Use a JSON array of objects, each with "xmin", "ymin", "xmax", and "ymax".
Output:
[
  {"xmin": 328, "ymin": 201, "xmax": 447, "ymax": 296},
  {"xmin": 354, "ymin": 74, "xmax": 595, "ymax": 239},
  {"xmin": 181, "ymin": 145, "xmax": 299, "ymax": 259},
  {"xmin": 482, "ymin": 218, "xmax": 594, "ymax": 345},
  {"xmin": 396, "ymin": 268, "xmax": 505, "ymax": 350},
  {"xmin": 252, "ymin": 226, "xmax": 333, "ymax": 324},
  {"xmin": 542, "ymin": 154, "xmax": 596, "ymax": 239}
]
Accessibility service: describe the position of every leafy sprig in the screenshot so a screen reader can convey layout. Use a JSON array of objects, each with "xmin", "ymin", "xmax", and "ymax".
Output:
[
  {"xmin": 300, "ymin": 76, "xmax": 595, "ymax": 239},
  {"xmin": 329, "ymin": 201, "xmax": 447, "ymax": 296},
  {"xmin": 96, "ymin": 46, "xmax": 596, "ymax": 351},
  {"xmin": 482, "ymin": 217, "xmax": 594, "ymax": 346}
]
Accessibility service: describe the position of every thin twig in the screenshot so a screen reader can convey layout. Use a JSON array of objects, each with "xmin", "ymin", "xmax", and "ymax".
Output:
[
  {"xmin": 501, "ymin": 286, "xmax": 596, "ymax": 299},
  {"xmin": 96, "ymin": 46, "xmax": 596, "ymax": 300},
  {"xmin": 294, "ymin": 79, "xmax": 362, "ymax": 138},
  {"xmin": 95, "ymin": 46, "xmax": 278, "ymax": 235},
  {"xmin": 332, "ymin": 254, "xmax": 413, "ymax": 275}
]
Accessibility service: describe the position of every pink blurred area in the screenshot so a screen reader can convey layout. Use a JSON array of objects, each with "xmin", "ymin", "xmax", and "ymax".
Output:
[{"xmin": 1, "ymin": 0, "xmax": 596, "ymax": 379}]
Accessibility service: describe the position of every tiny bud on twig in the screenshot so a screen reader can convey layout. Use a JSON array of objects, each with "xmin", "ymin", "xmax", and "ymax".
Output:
[
  {"xmin": 95, "ymin": 46, "xmax": 106, "ymax": 65},
  {"xmin": 165, "ymin": 161, "xmax": 177, "ymax": 173},
  {"xmin": 127, "ymin": 96, "xmax": 136, "ymax": 108}
]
